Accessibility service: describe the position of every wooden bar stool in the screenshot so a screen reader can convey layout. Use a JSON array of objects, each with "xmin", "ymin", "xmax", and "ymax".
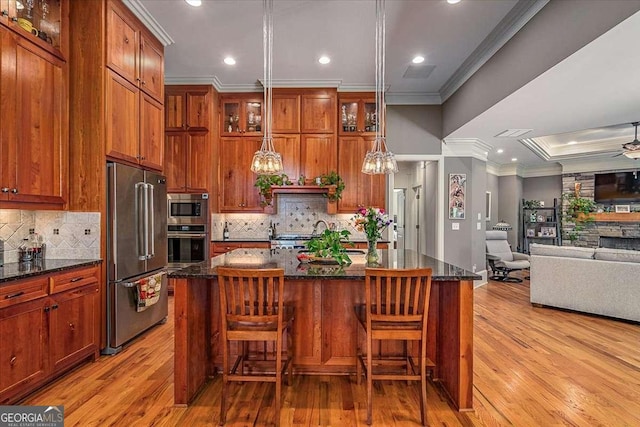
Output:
[
  {"xmin": 216, "ymin": 267, "xmax": 294, "ymax": 426},
  {"xmin": 355, "ymin": 267, "xmax": 434, "ymax": 426}
]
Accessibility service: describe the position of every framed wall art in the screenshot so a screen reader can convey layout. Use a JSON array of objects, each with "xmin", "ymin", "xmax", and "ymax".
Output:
[{"xmin": 448, "ymin": 173, "xmax": 466, "ymax": 219}]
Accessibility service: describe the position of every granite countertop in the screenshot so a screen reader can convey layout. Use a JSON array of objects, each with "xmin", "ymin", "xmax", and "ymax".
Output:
[
  {"xmin": 0, "ymin": 259, "xmax": 102, "ymax": 284},
  {"xmin": 168, "ymin": 249, "xmax": 479, "ymax": 281}
]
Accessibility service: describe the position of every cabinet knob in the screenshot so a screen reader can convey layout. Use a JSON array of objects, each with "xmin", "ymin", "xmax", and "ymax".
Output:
[
  {"xmin": 44, "ymin": 306, "xmax": 51, "ymax": 313},
  {"xmin": 1, "ymin": 10, "xmax": 8, "ymax": 16},
  {"xmin": 141, "ymin": 80, "xmax": 146, "ymax": 86},
  {"xmin": 10, "ymin": 356, "xmax": 16, "ymax": 366},
  {"xmin": 11, "ymin": 188, "xmax": 18, "ymax": 194},
  {"xmin": 1, "ymin": 187, "xmax": 8, "ymax": 193},
  {"xmin": 52, "ymin": 304, "xmax": 59, "ymax": 310},
  {"xmin": 69, "ymin": 323, "xmax": 75, "ymax": 331},
  {"xmin": 124, "ymin": 37, "xmax": 129, "ymax": 44},
  {"xmin": 10, "ymin": 16, "xmax": 17, "ymax": 22},
  {"xmin": 140, "ymin": 156, "xmax": 145, "ymax": 160}
]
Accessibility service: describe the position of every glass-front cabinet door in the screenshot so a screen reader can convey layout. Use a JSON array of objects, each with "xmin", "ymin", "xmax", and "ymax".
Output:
[
  {"xmin": 220, "ymin": 96, "xmax": 263, "ymax": 136},
  {"xmin": 338, "ymin": 95, "xmax": 376, "ymax": 135},
  {"xmin": 2, "ymin": 0, "xmax": 64, "ymax": 58}
]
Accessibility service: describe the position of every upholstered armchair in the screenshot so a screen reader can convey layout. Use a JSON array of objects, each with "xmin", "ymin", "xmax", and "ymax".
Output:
[{"xmin": 486, "ymin": 230, "xmax": 530, "ymax": 283}]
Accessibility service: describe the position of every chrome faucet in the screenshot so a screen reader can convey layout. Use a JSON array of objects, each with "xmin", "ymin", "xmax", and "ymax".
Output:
[{"xmin": 311, "ymin": 219, "xmax": 330, "ymax": 236}]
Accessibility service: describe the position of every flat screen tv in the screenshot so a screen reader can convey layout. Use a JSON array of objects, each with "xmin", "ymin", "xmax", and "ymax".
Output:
[{"xmin": 594, "ymin": 172, "xmax": 640, "ymax": 203}]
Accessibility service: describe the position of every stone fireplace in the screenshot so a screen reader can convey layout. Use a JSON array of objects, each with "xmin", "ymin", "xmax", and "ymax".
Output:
[{"xmin": 599, "ymin": 236, "xmax": 640, "ymax": 251}]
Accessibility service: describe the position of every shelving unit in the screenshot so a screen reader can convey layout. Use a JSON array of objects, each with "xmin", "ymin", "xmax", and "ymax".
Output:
[{"xmin": 521, "ymin": 198, "xmax": 562, "ymax": 253}]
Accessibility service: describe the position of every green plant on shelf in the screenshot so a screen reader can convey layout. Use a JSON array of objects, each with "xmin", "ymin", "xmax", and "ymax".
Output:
[
  {"xmin": 317, "ymin": 171, "xmax": 345, "ymax": 202},
  {"xmin": 254, "ymin": 173, "xmax": 292, "ymax": 207}
]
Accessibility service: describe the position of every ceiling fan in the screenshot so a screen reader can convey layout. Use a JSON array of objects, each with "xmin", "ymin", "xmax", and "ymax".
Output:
[{"xmin": 621, "ymin": 122, "xmax": 640, "ymax": 159}]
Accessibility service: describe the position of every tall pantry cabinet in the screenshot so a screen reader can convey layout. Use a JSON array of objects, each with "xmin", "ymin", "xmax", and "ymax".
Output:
[
  {"xmin": 0, "ymin": 0, "xmax": 69, "ymax": 210},
  {"xmin": 68, "ymin": 0, "xmax": 165, "ymax": 347}
]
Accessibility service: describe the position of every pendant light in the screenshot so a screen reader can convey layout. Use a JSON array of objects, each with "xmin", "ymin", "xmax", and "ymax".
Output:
[
  {"xmin": 251, "ymin": 0, "xmax": 283, "ymax": 174},
  {"xmin": 362, "ymin": 0, "xmax": 397, "ymax": 175}
]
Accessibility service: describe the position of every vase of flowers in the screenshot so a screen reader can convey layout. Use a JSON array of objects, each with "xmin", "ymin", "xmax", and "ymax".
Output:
[{"xmin": 352, "ymin": 207, "xmax": 392, "ymax": 265}]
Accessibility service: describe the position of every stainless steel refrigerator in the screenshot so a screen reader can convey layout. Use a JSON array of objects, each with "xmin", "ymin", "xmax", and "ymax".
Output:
[{"xmin": 104, "ymin": 162, "xmax": 168, "ymax": 354}]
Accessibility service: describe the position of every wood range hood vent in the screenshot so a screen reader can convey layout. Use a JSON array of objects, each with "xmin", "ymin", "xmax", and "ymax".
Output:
[{"xmin": 266, "ymin": 185, "xmax": 338, "ymax": 214}]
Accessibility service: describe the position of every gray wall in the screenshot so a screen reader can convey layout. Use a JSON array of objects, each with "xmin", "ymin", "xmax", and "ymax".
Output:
[
  {"xmin": 487, "ymin": 172, "xmax": 500, "ymax": 228},
  {"xmin": 424, "ymin": 161, "xmax": 438, "ymax": 258},
  {"xmin": 498, "ymin": 175, "xmax": 523, "ymax": 249},
  {"xmin": 443, "ymin": 157, "xmax": 486, "ymax": 273},
  {"xmin": 386, "ymin": 105, "xmax": 442, "ymax": 154},
  {"xmin": 442, "ymin": 0, "xmax": 640, "ymax": 136},
  {"xmin": 523, "ymin": 175, "xmax": 562, "ymax": 208}
]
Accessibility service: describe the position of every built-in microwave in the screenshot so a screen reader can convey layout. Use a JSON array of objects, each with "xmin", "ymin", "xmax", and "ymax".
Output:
[{"xmin": 167, "ymin": 193, "xmax": 209, "ymax": 226}]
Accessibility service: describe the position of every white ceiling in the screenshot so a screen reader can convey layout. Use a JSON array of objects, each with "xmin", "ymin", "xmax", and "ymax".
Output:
[{"xmin": 131, "ymin": 0, "xmax": 640, "ymax": 172}]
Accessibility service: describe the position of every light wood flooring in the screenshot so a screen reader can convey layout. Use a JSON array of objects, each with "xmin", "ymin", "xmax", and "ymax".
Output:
[{"xmin": 24, "ymin": 275, "xmax": 640, "ymax": 426}]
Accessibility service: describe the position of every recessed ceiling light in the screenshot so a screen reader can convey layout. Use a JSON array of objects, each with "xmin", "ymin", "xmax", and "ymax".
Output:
[
  {"xmin": 447, "ymin": 0, "xmax": 461, "ymax": 4},
  {"xmin": 511, "ymin": 158, "xmax": 518, "ymax": 162},
  {"xmin": 497, "ymin": 149, "xmax": 504, "ymax": 154},
  {"xmin": 223, "ymin": 57, "xmax": 236, "ymax": 65},
  {"xmin": 185, "ymin": 0, "xmax": 202, "ymax": 6},
  {"xmin": 412, "ymin": 56, "xmax": 425, "ymax": 64},
  {"xmin": 318, "ymin": 56, "xmax": 330, "ymax": 65},
  {"xmin": 567, "ymin": 141, "xmax": 577, "ymax": 145}
]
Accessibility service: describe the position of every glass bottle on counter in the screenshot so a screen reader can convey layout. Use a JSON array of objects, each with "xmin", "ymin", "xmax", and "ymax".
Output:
[{"xmin": 223, "ymin": 222, "xmax": 230, "ymax": 240}]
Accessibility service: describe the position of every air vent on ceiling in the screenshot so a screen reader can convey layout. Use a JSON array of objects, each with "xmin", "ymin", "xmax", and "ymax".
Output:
[
  {"xmin": 495, "ymin": 129, "xmax": 533, "ymax": 138},
  {"xmin": 402, "ymin": 65, "xmax": 435, "ymax": 79}
]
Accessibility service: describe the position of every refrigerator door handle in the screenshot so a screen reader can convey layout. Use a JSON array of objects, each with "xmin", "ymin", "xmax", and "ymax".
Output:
[
  {"xmin": 147, "ymin": 183, "xmax": 155, "ymax": 260},
  {"xmin": 135, "ymin": 182, "xmax": 147, "ymax": 261}
]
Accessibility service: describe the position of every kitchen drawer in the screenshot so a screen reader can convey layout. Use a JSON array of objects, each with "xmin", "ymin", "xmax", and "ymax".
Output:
[
  {"xmin": 49, "ymin": 266, "xmax": 100, "ymax": 295},
  {"xmin": 0, "ymin": 277, "xmax": 49, "ymax": 309}
]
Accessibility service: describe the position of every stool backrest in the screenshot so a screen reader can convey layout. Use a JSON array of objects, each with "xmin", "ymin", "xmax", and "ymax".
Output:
[
  {"xmin": 364, "ymin": 267, "xmax": 433, "ymax": 325},
  {"xmin": 217, "ymin": 267, "xmax": 286, "ymax": 330}
]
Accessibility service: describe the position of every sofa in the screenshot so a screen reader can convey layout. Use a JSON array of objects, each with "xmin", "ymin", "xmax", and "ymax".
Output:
[{"xmin": 529, "ymin": 243, "xmax": 640, "ymax": 322}]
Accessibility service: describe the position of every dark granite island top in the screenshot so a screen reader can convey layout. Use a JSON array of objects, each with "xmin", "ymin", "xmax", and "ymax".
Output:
[
  {"xmin": 168, "ymin": 248, "xmax": 480, "ymax": 281},
  {"xmin": 0, "ymin": 259, "xmax": 103, "ymax": 284},
  {"xmin": 171, "ymin": 249, "xmax": 477, "ymax": 412}
]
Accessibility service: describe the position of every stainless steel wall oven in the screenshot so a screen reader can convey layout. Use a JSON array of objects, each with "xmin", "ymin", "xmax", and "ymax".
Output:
[{"xmin": 167, "ymin": 194, "xmax": 209, "ymax": 269}]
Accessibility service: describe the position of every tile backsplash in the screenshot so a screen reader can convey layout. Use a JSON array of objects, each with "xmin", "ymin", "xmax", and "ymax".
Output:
[
  {"xmin": 212, "ymin": 194, "xmax": 367, "ymax": 240},
  {"xmin": 0, "ymin": 210, "xmax": 100, "ymax": 263}
]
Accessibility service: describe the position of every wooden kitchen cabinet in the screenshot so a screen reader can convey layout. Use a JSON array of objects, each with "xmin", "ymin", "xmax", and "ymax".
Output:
[
  {"xmin": 0, "ymin": 265, "xmax": 100, "ymax": 404},
  {"xmin": 211, "ymin": 241, "xmax": 270, "ymax": 257},
  {"xmin": 273, "ymin": 134, "xmax": 301, "ymax": 182},
  {"xmin": 339, "ymin": 93, "xmax": 377, "ymax": 135},
  {"xmin": 220, "ymin": 94, "xmax": 263, "ymax": 136},
  {"xmin": 272, "ymin": 92, "xmax": 300, "ymax": 133},
  {"xmin": 0, "ymin": 28, "xmax": 67, "ymax": 208},
  {"xmin": 219, "ymin": 137, "xmax": 262, "ymax": 212},
  {"xmin": 106, "ymin": 68, "xmax": 164, "ymax": 172},
  {"xmin": 338, "ymin": 136, "xmax": 386, "ymax": 212},
  {"xmin": 106, "ymin": 0, "xmax": 163, "ymax": 103},
  {"xmin": 301, "ymin": 91, "xmax": 336, "ymax": 133},
  {"xmin": 164, "ymin": 85, "xmax": 214, "ymax": 193},
  {"xmin": 300, "ymin": 134, "xmax": 337, "ymax": 180}
]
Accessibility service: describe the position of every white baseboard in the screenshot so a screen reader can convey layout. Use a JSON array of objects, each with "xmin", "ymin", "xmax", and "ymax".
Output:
[{"xmin": 474, "ymin": 269, "xmax": 488, "ymax": 288}]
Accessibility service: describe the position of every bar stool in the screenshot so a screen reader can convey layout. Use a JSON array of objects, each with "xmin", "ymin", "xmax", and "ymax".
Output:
[
  {"xmin": 355, "ymin": 267, "xmax": 433, "ymax": 426},
  {"xmin": 216, "ymin": 267, "xmax": 294, "ymax": 426}
]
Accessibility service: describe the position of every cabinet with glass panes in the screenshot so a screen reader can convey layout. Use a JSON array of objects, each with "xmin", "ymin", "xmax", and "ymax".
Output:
[
  {"xmin": 220, "ymin": 94, "xmax": 263, "ymax": 136},
  {"xmin": 1, "ymin": 0, "xmax": 66, "ymax": 60},
  {"xmin": 338, "ymin": 93, "xmax": 377, "ymax": 135}
]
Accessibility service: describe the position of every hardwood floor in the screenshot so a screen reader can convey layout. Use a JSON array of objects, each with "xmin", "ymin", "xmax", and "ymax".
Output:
[{"xmin": 23, "ymin": 275, "xmax": 640, "ymax": 426}]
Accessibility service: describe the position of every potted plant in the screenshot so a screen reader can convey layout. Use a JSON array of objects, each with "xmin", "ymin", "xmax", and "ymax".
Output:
[
  {"xmin": 561, "ymin": 193, "xmax": 596, "ymax": 243},
  {"xmin": 318, "ymin": 171, "xmax": 345, "ymax": 202},
  {"xmin": 305, "ymin": 229, "xmax": 353, "ymax": 265},
  {"xmin": 254, "ymin": 174, "xmax": 292, "ymax": 207}
]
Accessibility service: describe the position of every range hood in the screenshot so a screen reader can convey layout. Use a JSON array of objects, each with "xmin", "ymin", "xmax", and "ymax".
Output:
[{"xmin": 266, "ymin": 185, "xmax": 338, "ymax": 214}]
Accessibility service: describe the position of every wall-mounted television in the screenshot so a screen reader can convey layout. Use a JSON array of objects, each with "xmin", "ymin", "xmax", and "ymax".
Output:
[{"xmin": 594, "ymin": 171, "xmax": 640, "ymax": 203}]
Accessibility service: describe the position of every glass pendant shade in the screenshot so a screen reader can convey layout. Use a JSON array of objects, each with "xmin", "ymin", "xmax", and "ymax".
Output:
[
  {"xmin": 250, "ymin": 0, "xmax": 283, "ymax": 175},
  {"xmin": 362, "ymin": 0, "xmax": 396, "ymax": 175},
  {"xmin": 623, "ymin": 150, "xmax": 640, "ymax": 159}
]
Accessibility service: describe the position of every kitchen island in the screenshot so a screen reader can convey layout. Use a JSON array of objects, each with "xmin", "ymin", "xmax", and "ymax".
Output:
[{"xmin": 169, "ymin": 248, "xmax": 479, "ymax": 411}]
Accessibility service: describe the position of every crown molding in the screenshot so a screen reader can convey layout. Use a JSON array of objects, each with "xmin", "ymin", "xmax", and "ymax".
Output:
[
  {"xmin": 520, "ymin": 163, "xmax": 563, "ymax": 177},
  {"xmin": 164, "ymin": 75, "xmax": 223, "ymax": 89},
  {"xmin": 258, "ymin": 79, "xmax": 343, "ymax": 89},
  {"xmin": 439, "ymin": 0, "xmax": 549, "ymax": 102},
  {"xmin": 338, "ymin": 84, "xmax": 376, "ymax": 92},
  {"xmin": 122, "ymin": 0, "xmax": 174, "ymax": 47},
  {"xmin": 442, "ymin": 138, "xmax": 493, "ymax": 162},
  {"xmin": 559, "ymin": 156, "xmax": 640, "ymax": 174},
  {"xmin": 486, "ymin": 160, "xmax": 501, "ymax": 176},
  {"xmin": 386, "ymin": 92, "xmax": 442, "ymax": 105}
]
